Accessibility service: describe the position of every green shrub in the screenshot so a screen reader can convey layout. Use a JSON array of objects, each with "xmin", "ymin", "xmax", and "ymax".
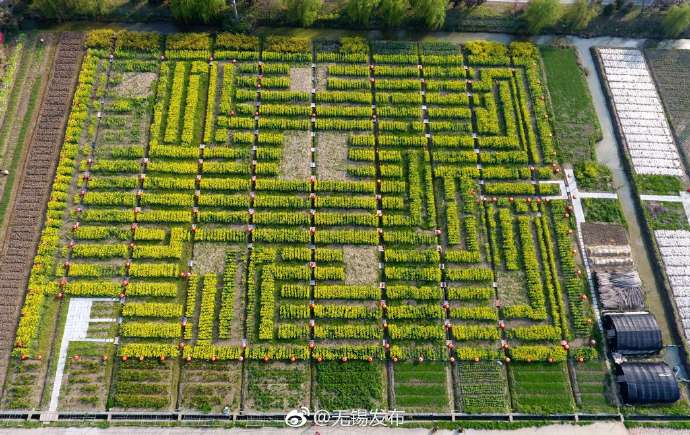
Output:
[
  {"xmin": 636, "ymin": 174, "xmax": 683, "ymax": 195},
  {"xmin": 645, "ymin": 201, "xmax": 690, "ymax": 231},
  {"xmin": 582, "ymin": 198, "xmax": 625, "ymax": 225},
  {"xmin": 574, "ymin": 162, "xmax": 612, "ymax": 191}
]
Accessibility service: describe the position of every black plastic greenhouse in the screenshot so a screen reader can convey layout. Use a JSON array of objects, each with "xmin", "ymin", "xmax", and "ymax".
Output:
[
  {"xmin": 603, "ymin": 313, "xmax": 662, "ymax": 356},
  {"xmin": 615, "ymin": 363, "xmax": 680, "ymax": 404}
]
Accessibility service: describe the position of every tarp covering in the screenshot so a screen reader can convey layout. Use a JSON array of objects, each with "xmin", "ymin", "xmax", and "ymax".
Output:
[
  {"xmin": 596, "ymin": 271, "xmax": 645, "ymax": 311},
  {"xmin": 604, "ymin": 313, "xmax": 662, "ymax": 355},
  {"xmin": 616, "ymin": 363, "xmax": 680, "ymax": 404}
]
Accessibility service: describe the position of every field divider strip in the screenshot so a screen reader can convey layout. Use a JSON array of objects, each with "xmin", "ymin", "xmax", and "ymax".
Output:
[
  {"xmin": 237, "ymin": 45, "xmax": 264, "ymax": 414},
  {"xmin": 368, "ymin": 45, "xmax": 394, "ymax": 409}
]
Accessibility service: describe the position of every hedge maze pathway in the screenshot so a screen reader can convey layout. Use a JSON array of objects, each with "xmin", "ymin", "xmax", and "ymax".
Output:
[{"xmin": 2, "ymin": 32, "xmax": 603, "ymax": 414}]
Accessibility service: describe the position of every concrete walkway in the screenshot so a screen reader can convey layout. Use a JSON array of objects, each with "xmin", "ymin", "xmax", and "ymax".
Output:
[
  {"xmin": 47, "ymin": 298, "xmax": 116, "ymax": 413},
  {"xmin": 640, "ymin": 194, "xmax": 683, "ymax": 202},
  {"xmin": 578, "ymin": 191, "xmax": 618, "ymax": 199}
]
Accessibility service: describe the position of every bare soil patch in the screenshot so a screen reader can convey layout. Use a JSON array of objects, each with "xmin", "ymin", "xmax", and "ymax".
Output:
[
  {"xmin": 344, "ymin": 246, "xmax": 378, "ymax": 285},
  {"xmin": 112, "ymin": 72, "xmax": 157, "ymax": 98},
  {"xmin": 496, "ymin": 270, "xmax": 527, "ymax": 306},
  {"xmin": 289, "ymin": 67, "xmax": 312, "ymax": 93},
  {"xmin": 316, "ymin": 132, "xmax": 349, "ymax": 180},
  {"xmin": 193, "ymin": 243, "xmax": 227, "ymax": 274},
  {"xmin": 315, "ymin": 65, "xmax": 328, "ymax": 92},
  {"xmin": 279, "ymin": 131, "xmax": 311, "ymax": 180},
  {"xmin": 582, "ymin": 222, "xmax": 628, "ymax": 247}
]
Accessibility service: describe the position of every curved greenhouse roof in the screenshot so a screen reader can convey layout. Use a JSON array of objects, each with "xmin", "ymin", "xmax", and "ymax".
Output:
[
  {"xmin": 604, "ymin": 313, "xmax": 662, "ymax": 355},
  {"xmin": 615, "ymin": 363, "xmax": 679, "ymax": 405}
]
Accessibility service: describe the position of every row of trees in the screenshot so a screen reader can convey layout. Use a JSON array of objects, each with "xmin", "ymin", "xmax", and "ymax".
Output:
[
  {"xmin": 24, "ymin": 0, "xmax": 229, "ymax": 24},
  {"xmin": 286, "ymin": 0, "xmax": 446, "ymax": 28},
  {"xmin": 524, "ymin": 0, "xmax": 690, "ymax": 36},
  {"xmin": 276, "ymin": 0, "xmax": 690, "ymax": 34},
  {"xmin": 171, "ymin": 0, "xmax": 227, "ymax": 24},
  {"xmin": 664, "ymin": 2, "xmax": 690, "ymax": 37},
  {"xmin": 12, "ymin": 0, "xmax": 690, "ymax": 36}
]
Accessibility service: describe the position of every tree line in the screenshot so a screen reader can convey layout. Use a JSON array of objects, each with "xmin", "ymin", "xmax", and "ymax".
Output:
[{"xmin": 1, "ymin": 0, "xmax": 690, "ymax": 37}]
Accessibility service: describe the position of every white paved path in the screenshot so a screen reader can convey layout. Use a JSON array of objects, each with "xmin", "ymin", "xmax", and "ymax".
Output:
[
  {"xmin": 564, "ymin": 168, "xmax": 603, "ymax": 331},
  {"xmin": 48, "ymin": 298, "xmax": 117, "ymax": 413},
  {"xmin": 578, "ymin": 191, "xmax": 618, "ymax": 199},
  {"xmin": 563, "ymin": 170, "xmax": 586, "ymax": 224},
  {"xmin": 640, "ymin": 194, "xmax": 683, "ymax": 202}
]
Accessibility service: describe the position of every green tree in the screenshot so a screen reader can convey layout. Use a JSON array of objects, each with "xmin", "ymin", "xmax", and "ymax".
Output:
[
  {"xmin": 284, "ymin": 0, "xmax": 322, "ymax": 26},
  {"xmin": 30, "ymin": 0, "xmax": 109, "ymax": 20},
  {"xmin": 411, "ymin": 0, "xmax": 446, "ymax": 29},
  {"xmin": 0, "ymin": 3, "xmax": 19, "ymax": 30},
  {"xmin": 565, "ymin": 0, "xmax": 598, "ymax": 31},
  {"xmin": 346, "ymin": 0, "xmax": 380, "ymax": 26},
  {"xmin": 378, "ymin": 0, "xmax": 407, "ymax": 27},
  {"xmin": 662, "ymin": 3, "xmax": 690, "ymax": 38},
  {"xmin": 523, "ymin": 0, "xmax": 562, "ymax": 34},
  {"xmin": 170, "ymin": 0, "xmax": 226, "ymax": 24},
  {"xmin": 29, "ymin": 0, "xmax": 65, "ymax": 20}
]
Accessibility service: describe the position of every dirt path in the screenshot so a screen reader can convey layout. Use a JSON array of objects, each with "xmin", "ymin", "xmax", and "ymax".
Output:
[{"xmin": 0, "ymin": 32, "xmax": 85, "ymax": 395}]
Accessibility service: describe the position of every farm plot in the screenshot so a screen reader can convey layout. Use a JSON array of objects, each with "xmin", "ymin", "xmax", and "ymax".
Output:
[
  {"xmin": 179, "ymin": 360, "xmax": 241, "ymax": 412},
  {"xmin": 58, "ymin": 341, "xmax": 115, "ymax": 411},
  {"xmin": 573, "ymin": 360, "xmax": 615, "ymax": 413},
  {"xmin": 0, "ymin": 32, "xmax": 85, "ymax": 403},
  {"xmin": 54, "ymin": 301, "xmax": 118, "ymax": 411},
  {"xmin": 646, "ymin": 49, "xmax": 690, "ymax": 167},
  {"xmin": 0, "ymin": 35, "xmax": 24, "ymax": 126},
  {"xmin": 655, "ymin": 230, "xmax": 690, "ymax": 341},
  {"xmin": 455, "ymin": 360, "xmax": 510, "ymax": 413},
  {"xmin": 509, "ymin": 362, "xmax": 575, "ymax": 414},
  {"xmin": 598, "ymin": 48, "xmax": 683, "ymax": 177},
  {"xmin": 244, "ymin": 361, "xmax": 309, "ymax": 412},
  {"xmin": 315, "ymin": 361, "xmax": 385, "ymax": 410},
  {"xmin": 393, "ymin": 361, "xmax": 450, "ymax": 412},
  {"xmin": 582, "ymin": 198, "xmax": 626, "ymax": 225},
  {"xmin": 0, "ymin": 33, "xmax": 53, "ymax": 234},
  {"xmin": 4, "ymin": 32, "xmax": 598, "ymax": 414},
  {"xmin": 539, "ymin": 47, "xmax": 601, "ymax": 165},
  {"xmin": 111, "ymin": 359, "xmax": 175, "ymax": 410}
]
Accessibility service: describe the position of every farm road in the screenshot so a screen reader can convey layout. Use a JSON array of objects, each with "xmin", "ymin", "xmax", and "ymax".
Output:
[{"xmin": 0, "ymin": 422, "xmax": 656, "ymax": 435}]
